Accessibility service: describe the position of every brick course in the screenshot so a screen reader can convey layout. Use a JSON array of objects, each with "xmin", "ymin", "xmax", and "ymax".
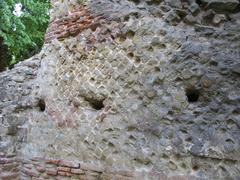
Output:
[
  {"xmin": 0, "ymin": 155, "xmax": 148, "ymax": 179},
  {"xmin": 45, "ymin": 6, "xmax": 104, "ymax": 43},
  {"xmin": 0, "ymin": 155, "xmax": 20, "ymax": 179}
]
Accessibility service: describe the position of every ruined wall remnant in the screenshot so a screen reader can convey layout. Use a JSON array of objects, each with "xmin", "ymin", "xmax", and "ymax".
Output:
[{"xmin": 0, "ymin": 0, "xmax": 240, "ymax": 179}]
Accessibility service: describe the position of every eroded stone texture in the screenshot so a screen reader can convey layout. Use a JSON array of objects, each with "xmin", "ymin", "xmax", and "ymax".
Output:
[
  {"xmin": 0, "ymin": 0, "xmax": 240, "ymax": 179},
  {"xmin": 0, "ymin": 56, "xmax": 40, "ymax": 178}
]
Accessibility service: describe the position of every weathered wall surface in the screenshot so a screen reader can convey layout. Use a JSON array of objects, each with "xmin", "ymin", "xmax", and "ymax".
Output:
[
  {"xmin": 0, "ymin": 56, "xmax": 40, "ymax": 178},
  {"xmin": 0, "ymin": 0, "xmax": 240, "ymax": 179}
]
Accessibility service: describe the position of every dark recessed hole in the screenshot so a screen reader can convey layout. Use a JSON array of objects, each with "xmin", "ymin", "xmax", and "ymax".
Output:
[
  {"xmin": 91, "ymin": 100, "xmax": 104, "ymax": 110},
  {"xmin": 146, "ymin": 0, "xmax": 161, "ymax": 5},
  {"xmin": 118, "ymin": 35, "xmax": 126, "ymax": 42},
  {"xmin": 132, "ymin": 12, "xmax": 140, "ymax": 19},
  {"xmin": 148, "ymin": 46, "xmax": 154, "ymax": 52},
  {"xmin": 129, "ymin": 135, "xmax": 136, "ymax": 141},
  {"xmin": 7, "ymin": 125, "xmax": 18, "ymax": 136},
  {"xmin": 154, "ymin": 67, "xmax": 160, "ymax": 72},
  {"xmin": 226, "ymin": 119, "xmax": 235, "ymax": 125},
  {"xmin": 123, "ymin": 15, "xmax": 130, "ymax": 21},
  {"xmin": 225, "ymin": 139, "xmax": 235, "ymax": 144},
  {"xmin": 134, "ymin": 57, "xmax": 141, "ymax": 64},
  {"xmin": 186, "ymin": 87, "xmax": 200, "ymax": 103},
  {"xmin": 162, "ymin": 154, "xmax": 169, "ymax": 159},
  {"xmin": 127, "ymin": 52, "xmax": 134, "ymax": 58},
  {"xmin": 232, "ymin": 107, "xmax": 240, "ymax": 114},
  {"xmin": 110, "ymin": 34, "xmax": 115, "ymax": 40},
  {"xmin": 85, "ymin": 97, "xmax": 104, "ymax": 110},
  {"xmin": 38, "ymin": 99, "xmax": 46, "ymax": 112},
  {"xmin": 196, "ymin": 0, "xmax": 203, "ymax": 5},
  {"xmin": 185, "ymin": 136, "xmax": 192, "ymax": 142},
  {"xmin": 108, "ymin": 142, "xmax": 115, "ymax": 147},
  {"xmin": 180, "ymin": 128, "xmax": 188, "ymax": 134},
  {"xmin": 192, "ymin": 165, "xmax": 199, "ymax": 171},
  {"xmin": 128, "ymin": 0, "xmax": 140, "ymax": 4},
  {"xmin": 220, "ymin": 127, "xmax": 227, "ymax": 133},
  {"xmin": 175, "ymin": 77, "xmax": 183, "ymax": 82},
  {"xmin": 209, "ymin": 61, "xmax": 218, "ymax": 66},
  {"xmin": 90, "ymin": 23, "xmax": 98, "ymax": 31}
]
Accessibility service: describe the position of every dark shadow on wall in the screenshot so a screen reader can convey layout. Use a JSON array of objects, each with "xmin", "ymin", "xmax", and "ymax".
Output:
[{"xmin": 0, "ymin": 37, "xmax": 10, "ymax": 72}]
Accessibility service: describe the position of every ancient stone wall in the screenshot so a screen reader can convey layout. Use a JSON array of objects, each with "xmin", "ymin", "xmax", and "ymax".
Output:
[
  {"xmin": 0, "ymin": 0, "xmax": 240, "ymax": 179},
  {"xmin": 0, "ymin": 57, "xmax": 40, "ymax": 179}
]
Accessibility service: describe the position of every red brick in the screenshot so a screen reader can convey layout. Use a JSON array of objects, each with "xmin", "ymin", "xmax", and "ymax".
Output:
[
  {"xmin": 58, "ymin": 160, "xmax": 80, "ymax": 168},
  {"xmin": 58, "ymin": 171, "xmax": 72, "ymax": 177},
  {"xmin": 57, "ymin": 166, "xmax": 71, "ymax": 172},
  {"xmin": 46, "ymin": 159, "xmax": 59, "ymax": 165},
  {"xmin": 31, "ymin": 157, "xmax": 42, "ymax": 161},
  {"xmin": 36, "ymin": 165, "xmax": 46, "ymax": 173},
  {"xmin": 46, "ymin": 169, "xmax": 58, "ymax": 176},
  {"xmin": 44, "ymin": 6, "xmax": 105, "ymax": 44}
]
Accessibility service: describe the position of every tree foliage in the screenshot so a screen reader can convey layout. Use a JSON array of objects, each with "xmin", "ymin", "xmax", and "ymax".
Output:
[{"xmin": 0, "ymin": 0, "xmax": 50, "ymax": 68}]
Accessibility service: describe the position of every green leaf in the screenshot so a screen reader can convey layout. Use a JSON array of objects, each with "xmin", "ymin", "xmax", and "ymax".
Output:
[{"xmin": 0, "ymin": 0, "xmax": 50, "ymax": 68}]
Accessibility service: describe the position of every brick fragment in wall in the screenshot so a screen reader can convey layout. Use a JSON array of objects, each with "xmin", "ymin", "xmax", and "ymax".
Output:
[
  {"xmin": 44, "ymin": 5, "xmax": 104, "ymax": 43},
  {"xmin": 46, "ymin": 158, "xmax": 60, "ymax": 165},
  {"xmin": 36, "ymin": 165, "xmax": 45, "ymax": 173},
  {"xmin": 0, "ymin": 155, "xmax": 21, "ymax": 179},
  {"xmin": 57, "ymin": 166, "xmax": 71, "ymax": 172},
  {"xmin": 58, "ymin": 171, "xmax": 73, "ymax": 177},
  {"xmin": 15, "ymin": 157, "xmax": 142, "ymax": 179},
  {"xmin": 46, "ymin": 169, "xmax": 58, "ymax": 176}
]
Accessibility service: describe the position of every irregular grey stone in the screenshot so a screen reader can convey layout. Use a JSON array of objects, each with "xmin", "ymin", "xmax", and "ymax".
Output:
[
  {"xmin": 165, "ymin": 0, "xmax": 182, "ymax": 8},
  {"xmin": 213, "ymin": 14, "xmax": 227, "ymax": 24},
  {"xmin": 200, "ymin": 0, "xmax": 239, "ymax": 13},
  {"xmin": 189, "ymin": 2, "xmax": 200, "ymax": 14},
  {"xmin": 231, "ymin": 63, "xmax": 240, "ymax": 74}
]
